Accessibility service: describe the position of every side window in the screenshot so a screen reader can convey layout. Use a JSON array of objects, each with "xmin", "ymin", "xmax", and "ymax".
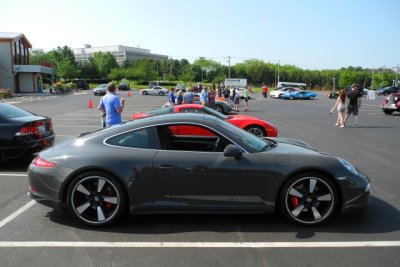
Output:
[
  {"xmin": 106, "ymin": 127, "xmax": 160, "ymax": 149},
  {"xmin": 156, "ymin": 124, "xmax": 231, "ymax": 152}
]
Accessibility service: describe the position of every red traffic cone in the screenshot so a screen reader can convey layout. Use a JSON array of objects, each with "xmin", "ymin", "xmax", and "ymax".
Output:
[
  {"xmin": 127, "ymin": 91, "xmax": 131, "ymax": 97},
  {"xmin": 88, "ymin": 98, "xmax": 93, "ymax": 108}
]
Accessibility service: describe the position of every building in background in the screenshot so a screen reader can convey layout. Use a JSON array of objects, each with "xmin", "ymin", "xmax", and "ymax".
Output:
[
  {"xmin": 0, "ymin": 32, "xmax": 53, "ymax": 94},
  {"xmin": 73, "ymin": 44, "xmax": 168, "ymax": 65}
]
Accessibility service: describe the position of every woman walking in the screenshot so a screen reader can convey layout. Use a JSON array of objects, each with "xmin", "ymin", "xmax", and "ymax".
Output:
[{"xmin": 330, "ymin": 89, "xmax": 346, "ymax": 127}]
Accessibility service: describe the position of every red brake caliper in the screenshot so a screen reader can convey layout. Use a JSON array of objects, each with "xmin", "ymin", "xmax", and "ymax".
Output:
[
  {"xmin": 105, "ymin": 189, "xmax": 113, "ymax": 210},
  {"xmin": 290, "ymin": 196, "xmax": 299, "ymax": 207}
]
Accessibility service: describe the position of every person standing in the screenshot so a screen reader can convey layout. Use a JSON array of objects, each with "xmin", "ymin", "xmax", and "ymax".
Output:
[
  {"xmin": 344, "ymin": 84, "xmax": 362, "ymax": 127},
  {"xmin": 175, "ymin": 89, "xmax": 183, "ymax": 105},
  {"xmin": 183, "ymin": 88, "xmax": 194, "ymax": 104},
  {"xmin": 168, "ymin": 88, "xmax": 176, "ymax": 106},
  {"xmin": 330, "ymin": 89, "xmax": 346, "ymax": 127},
  {"xmin": 208, "ymin": 87, "xmax": 216, "ymax": 108},
  {"xmin": 243, "ymin": 85, "xmax": 251, "ymax": 111},
  {"xmin": 200, "ymin": 86, "xmax": 208, "ymax": 106},
  {"xmin": 98, "ymin": 82, "xmax": 124, "ymax": 127},
  {"xmin": 262, "ymin": 83, "xmax": 268, "ymax": 98}
]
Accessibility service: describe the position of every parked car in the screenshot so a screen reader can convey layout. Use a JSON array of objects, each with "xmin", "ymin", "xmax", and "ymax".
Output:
[
  {"xmin": 0, "ymin": 103, "xmax": 55, "ymax": 162},
  {"xmin": 131, "ymin": 104, "xmax": 278, "ymax": 137},
  {"xmin": 93, "ymin": 84, "xmax": 108, "ymax": 96},
  {"xmin": 381, "ymin": 93, "xmax": 400, "ymax": 115},
  {"xmin": 75, "ymin": 79, "xmax": 89, "ymax": 90},
  {"xmin": 27, "ymin": 113, "xmax": 370, "ymax": 227},
  {"xmin": 270, "ymin": 87, "xmax": 300, "ymax": 98},
  {"xmin": 118, "ymin": 82, "xmax": 130, "ymax": 91},
  {"xmin": 376, "ymin": 86, "xmax": 400, "ymax": 96},
  {"xmin": 282, "ymin": 90, "xmax": 317, "ymax": 100},
  {"xmin": 162, "ymin": 93, "xmax": 233, "ymax": 114},
  {"xmin": 140, "ymin": 86, "xmax": 169, "ymax": 96}
]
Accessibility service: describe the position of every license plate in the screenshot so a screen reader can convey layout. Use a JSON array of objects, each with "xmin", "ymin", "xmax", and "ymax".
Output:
[{"xmin": 36, "ymin": 125, "xmax": 46, "ymax": 134}]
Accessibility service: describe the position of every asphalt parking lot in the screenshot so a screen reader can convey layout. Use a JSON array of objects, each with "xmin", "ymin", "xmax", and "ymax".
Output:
[{"xmin": 0, "ymin": 91, "xmax": 399, "ymax": 266}]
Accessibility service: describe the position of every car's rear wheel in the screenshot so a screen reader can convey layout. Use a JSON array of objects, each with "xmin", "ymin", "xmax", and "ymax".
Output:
[
  {"xmin": 279, "ymin": 172, "xmax": 338, "ymax": 226},
  {"xmin": 383, "ymin": 109, "xmax": 394, "ymax": 115},
  {"xmin": 245, "ymin": 125, "xmax": 266, "ymax": 137},
  {"xmin": 159, "ymin": 92, "xmax": 165, "ymax": 96},
  {"xmin": 68, "ymin": 172, "xmax": 127, "ymax": 227},
  {"xmin": 214, "ymin": 104, "xmax": 223, "ymax": 113}
]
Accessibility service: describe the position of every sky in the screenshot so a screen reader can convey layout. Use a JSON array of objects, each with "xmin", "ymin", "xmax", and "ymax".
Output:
[{"xmin": 2, "ymin": 0, "xmax": 399, "ymax": 70}]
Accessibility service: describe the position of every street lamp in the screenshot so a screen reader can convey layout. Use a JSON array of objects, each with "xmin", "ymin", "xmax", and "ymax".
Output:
[{"xmin": 332, "ymin": 78, "xmax": 336, "ymax": 92}]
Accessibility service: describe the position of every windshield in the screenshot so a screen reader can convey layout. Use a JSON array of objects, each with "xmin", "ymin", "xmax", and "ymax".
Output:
[
  {"xmin": 0, "ymin": 104, "xmax": 33, "ymax": 119},
  {"xmin": 214, "ymin": 118, "xmax": 267, "ymax": 152},
  {"xmin": 201, "ymin": 105, "xmax": 228, "ymax": 120},
  {"xmin": 148, "ymin": 107, "xmax": 174, "ymax": 116}
]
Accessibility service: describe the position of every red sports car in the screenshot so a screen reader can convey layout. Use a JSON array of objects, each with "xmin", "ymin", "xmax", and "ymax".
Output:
[{"xmin": 131, "ymin": 104, "xmax": 278, "ymax": 137}]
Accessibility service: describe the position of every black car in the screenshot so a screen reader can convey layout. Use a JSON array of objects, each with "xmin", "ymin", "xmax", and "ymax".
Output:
[
  {"xmin": 75, "ymin": 79, "xmax": 89, "ymax": 90},
  {"xmin": 376, "ymin": 86, "xmax": 400, "ymax": 96},
  {"xmin": 28, "ymin": 113, "xmax": 370, "ymax": 227},
  {"xmin": 118, "ymin": 82, "xmax": 130, "ymax": 91},
  {"xmin": 0, "ymin": 103, "xmax": 55, "ymax": 163}
]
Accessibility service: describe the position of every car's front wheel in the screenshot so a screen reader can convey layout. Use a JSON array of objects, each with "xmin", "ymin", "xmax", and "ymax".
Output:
[
  {"xmin": 309, "ymin": 95, "xmax": 315, "ymax": 100},
  {"xmin": 68, "ymin": 172, "xmax": 127, "ymax": 227},
  {"xmin": 289, "ymin": 96, "xmax": 294, "ymax": 100},
  {"xmin": 142, "ymin": 91, "xmax": 148, "ymax": 95},
  {"xmin": 279, "ymin": 172, "xmax": 338, "ymax": 226}
]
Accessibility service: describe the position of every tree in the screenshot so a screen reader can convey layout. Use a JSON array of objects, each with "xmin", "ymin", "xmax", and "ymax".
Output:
[
  {"xmin": 89, "ymin": 52, "xmax": 119, "ymax": 79},
  {"xmin": 56, "ymin": 58, "xmax": 79, "ymax": 80}
]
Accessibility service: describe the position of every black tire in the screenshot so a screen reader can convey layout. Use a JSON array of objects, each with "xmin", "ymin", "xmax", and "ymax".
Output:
[
  {"xmin": 67, "ymin": 171, "xmax": 127, "ymax": 227},
  {"xmin": 142, "ymin": 91, "xmax": 148, "ymax": 95},
  {"xmin": 245, "ymin": 125, "xmax": 266, "ymax": 137},
  {"xmin": 159, "ymin": 91, "xmax": 165, "ymax": 96},
  {"xmin": 383, "ymin": 109, "xmax": 394, "ymax": 115},
  {"xmin": 279, "ymin": 172, "xmax": 338, "ymax": 226},
  {"xmin": 289, "ymin": 96, "xmax": 294, "ymax": 100},
  {"xmin": 214, "ymin": 104, "xmax": 223, "ymax": 113},
  {"xmin": 309, "ymin": 95, "xmax": 315, "ymax": 100}
]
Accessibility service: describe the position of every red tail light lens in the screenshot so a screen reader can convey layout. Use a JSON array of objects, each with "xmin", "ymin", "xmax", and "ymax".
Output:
[
  {"xmin": 17, "ymin": 120, "xmax": 50, "ymax": 138},
  {"xmin": 33, "ymin": 156, "xmax": 57, "ymax": 168}
]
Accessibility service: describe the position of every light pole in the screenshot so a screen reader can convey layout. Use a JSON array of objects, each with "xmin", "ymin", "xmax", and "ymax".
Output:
[
  {"xmin": 332, "ymin": 78, "xmax": 336, "ymax": 92},
  {"xmin": 277, "ymin": 60, "xmax": 280, "ymax": 86},
  {"xmin": 381, "ymin": 65, "xmax": 385, "ymax": 89}
]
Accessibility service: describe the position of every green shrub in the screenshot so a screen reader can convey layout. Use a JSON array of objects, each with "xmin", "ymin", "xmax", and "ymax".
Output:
[{"xmin": 0, "ymin": 88, "xmax": 12, "ymax": 99}]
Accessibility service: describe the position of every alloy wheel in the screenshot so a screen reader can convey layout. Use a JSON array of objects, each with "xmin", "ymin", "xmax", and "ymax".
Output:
[
  {"xmin": 69, "ymin": 174, "xmax": 124, "ymax": 226},
  {"xmin": 282, "ymin": 174, "xmax": 337, "ymax": 225}
]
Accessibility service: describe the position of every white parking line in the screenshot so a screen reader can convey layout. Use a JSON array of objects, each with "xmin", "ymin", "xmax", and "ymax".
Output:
[
  {"xmin": 0, "ymin": 200, "xmax": 36, "ymax": 229},
  {"xmin": 0, "ymin": 174, "xmax": 27, "ymax": 177},
  {"xmin": 0, "ymin": 241, "xmax": 398, "ymax": 248}
]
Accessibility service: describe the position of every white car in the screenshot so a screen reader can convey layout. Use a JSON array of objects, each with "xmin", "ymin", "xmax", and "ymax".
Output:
[
  {"xmin": 270, "ymin": 87, "xmax": 299, "ymax": 98},
  {"xmin": 140, "ymin": 86, "xmax": 169, "ymax": 96}
]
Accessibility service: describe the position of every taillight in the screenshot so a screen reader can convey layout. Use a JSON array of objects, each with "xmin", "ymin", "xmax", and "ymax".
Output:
[
  {"xmin": 33, "ymin": 156, "xmax": 57, "ymax": 168},
  {"xmin": 17, "ymin": 120, "xmax": 49, "ymax": 138}
]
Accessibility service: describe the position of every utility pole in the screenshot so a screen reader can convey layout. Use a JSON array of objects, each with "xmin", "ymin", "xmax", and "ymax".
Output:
[{"xmin": 226, "ymin": 56, "xmax": 231, "ymax": 78}]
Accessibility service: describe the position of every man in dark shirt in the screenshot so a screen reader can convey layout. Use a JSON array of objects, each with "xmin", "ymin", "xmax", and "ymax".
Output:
[{"xmin": 344, "ymin": 84, "xmax": 362, "ymax": 127}]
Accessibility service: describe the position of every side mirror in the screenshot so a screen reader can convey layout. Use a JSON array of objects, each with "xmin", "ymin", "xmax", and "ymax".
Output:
[{"xmin": 223, "ymin": 144, "xmax": 243, "ymax": 159}]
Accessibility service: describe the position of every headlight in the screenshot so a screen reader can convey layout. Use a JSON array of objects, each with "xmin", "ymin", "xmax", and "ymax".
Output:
[{"xmin": 337, "ymin": 157, "xmax": 358, "ymax": 175}]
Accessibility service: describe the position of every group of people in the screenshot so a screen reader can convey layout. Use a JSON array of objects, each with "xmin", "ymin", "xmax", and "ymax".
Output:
[
  {"xmin": 100, "ymin": 81, "xmax": 363, "ymax": 130},
  {"xmin": 330, "ymin": 83, "xmax": 362, "ymax": 128}
]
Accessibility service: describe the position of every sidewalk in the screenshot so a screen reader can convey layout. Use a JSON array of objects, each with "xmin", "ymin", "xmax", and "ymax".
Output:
[{"xmin": 1, "ymin": 89, "xmax": 87, "ymax": 104}]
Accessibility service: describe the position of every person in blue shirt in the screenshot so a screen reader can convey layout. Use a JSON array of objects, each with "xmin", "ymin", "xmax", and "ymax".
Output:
[
  {"xmin": 200, "ymin": 87, "xmax": 208, "ymax": 106},
  {"xmin": 168, "ymin": 88, "xmax": 175, "ymax": 106},
  {"xmin": 98, "ymin": 83, "xmax": 124, "ymax": 127}
]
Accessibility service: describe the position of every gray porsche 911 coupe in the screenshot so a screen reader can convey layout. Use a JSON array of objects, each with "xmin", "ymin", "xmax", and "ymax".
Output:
[{"xmin": 27, "ymin": 113, "xmax": 370, "ymax": 227}]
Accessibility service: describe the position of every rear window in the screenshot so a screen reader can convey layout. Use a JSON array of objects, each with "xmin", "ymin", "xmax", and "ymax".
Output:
[{"xmin": 0, "ymin": 104, "xmax": 33, "ymax": 120}]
